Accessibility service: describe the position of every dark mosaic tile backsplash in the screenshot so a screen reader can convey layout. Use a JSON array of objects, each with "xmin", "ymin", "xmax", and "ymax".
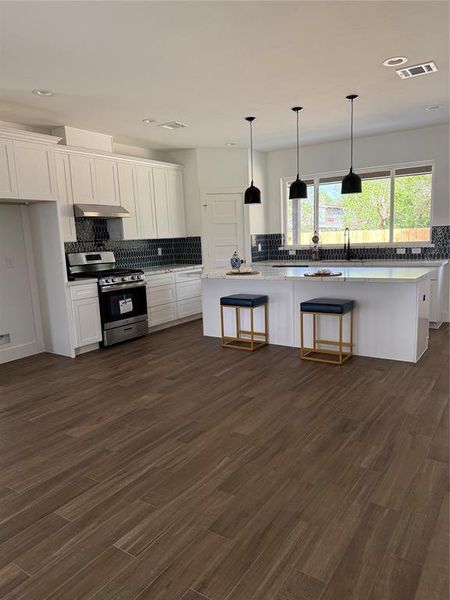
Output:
[
  {"xmin": 251, "ymin": 226, "xmax": 449, "ymax": 262},
  {"xmin": 64, "ymin": 218, "xmax": 202, "ymax": 269}
]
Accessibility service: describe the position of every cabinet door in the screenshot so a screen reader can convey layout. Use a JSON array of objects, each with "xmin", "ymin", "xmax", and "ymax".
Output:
[
  {"xmin": 94, "ymin": 158, "xmax": 119, "ymax": 205},
  {"xmin": 117, "ymin": 162, "xmax": 139, "ymax": 239},
  {"xmin": 55, "ymin": 153, "xmax": 76, "ymax": 242},
  {"xmin": 166, "ymin": 169, "xmax": 186, "ymax": 237},
  {"xmin": 135, "ymin": 165, "xmax": 157, "ymax": 239},
  {"xmin": 73, "ymin": 298, "xmax": 102, "ymax": 347},
  {"xmin": 0, "ymin": 138, "xmax": 18, "ymax": 199},
  {"xmin": 69, "ymin": 154, "xmax": 96, "ymax": 204},
  {"xmin": 14, "ymin": 141, "xmax": 57, "ymax": 201},
  {"xmin": 152, "ymin": 168, "xmax": 171, "ymax": 237}
]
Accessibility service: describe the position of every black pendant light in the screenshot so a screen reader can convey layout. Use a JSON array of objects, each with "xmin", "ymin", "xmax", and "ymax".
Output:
[
  {"xmin": 341, "ymin": 94, "xmax": 362, "ymax": 194},
  {"xmin": 244, "ymin": 116, "xmax": 261, "ymax": 204},
  {"xmin": 289, "ymin": 106, "xmax": 307, "ymax": 199}
]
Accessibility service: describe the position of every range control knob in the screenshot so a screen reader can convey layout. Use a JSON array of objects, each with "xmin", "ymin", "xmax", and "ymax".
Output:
[
  {"xmin": 105, "ymin": 278, "xmax": 111, "ymax": 283},
  {"xmin": 122, "ymin": 277, "xmax": 127, "ymax": 281},
  {"xmin": 112, "ymin": 278, "xmax": 117, "ymax": 283}
]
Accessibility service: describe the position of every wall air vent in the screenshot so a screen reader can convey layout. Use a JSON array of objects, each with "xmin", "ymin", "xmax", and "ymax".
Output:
[
  {"xmin": 158, "ymin": 121, "xmax": 188, "ymax": 130},
  {"xmin": 396, "ymin": 61, "xmax": 438, "ymax": 79}
]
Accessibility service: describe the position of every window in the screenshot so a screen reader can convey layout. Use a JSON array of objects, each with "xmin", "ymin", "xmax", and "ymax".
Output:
[{"xmin": 283, "ymin": 163, "xmax": 432, "ymax": 246}]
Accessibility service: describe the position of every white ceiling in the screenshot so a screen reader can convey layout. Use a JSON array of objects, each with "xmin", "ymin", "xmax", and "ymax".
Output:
[{"xmin": 0, "ymin": 1, "xmax": 448, "ymax": 151}]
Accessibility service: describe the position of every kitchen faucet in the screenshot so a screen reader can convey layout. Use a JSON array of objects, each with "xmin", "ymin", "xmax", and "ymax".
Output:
[{"xmin": 344, "ymin": 227, "xmax": 352, "ymax": 261}]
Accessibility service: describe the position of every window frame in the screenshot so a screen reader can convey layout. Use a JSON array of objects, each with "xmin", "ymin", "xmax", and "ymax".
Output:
[{"xmin": 281, "ymin": 160, "xmax": 434, "ymax": 248}]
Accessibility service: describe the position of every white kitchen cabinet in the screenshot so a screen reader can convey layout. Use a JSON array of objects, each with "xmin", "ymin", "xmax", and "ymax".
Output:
[
  {"xmin": 69, "ymin": 154, "xmax": 119, "ymax": 206},
  {"xmin": 69, "ymin": 283, "xmax": 102, "ymax": 348},
  {"xmin": 146, "ymin": 268, "xmax": 202, "ymax": 328},
  {"xmin": 13, "ymin": 141, "xmax": 57, "ymax": 201},
  {"xmin": 134, "ymin": 165, "xmax": 157, "ymax": 239},
  {"xmin": 93, "ymin": 157, "xmax": 119, "ymax": 205},
  {"xmin": 117, "ymin": 162, "xmax": 139, "ymax": 240},
  {"xmin": 166, "ymin": 169, "xmax": 186, "ymax": 237},
  {"xmin": 55, "ymin": 153, "xmax": 76, "ymax": 242},
  {"xmin": 72, "ymin": 297, "xmax": 102, "ymax": 347},
  {"xmin": 152, "ymin": 168, "xmax": 171, "ymax": 237},
  {"xmin": 0, "ymin": 138, "xmax": 18, "ymax": 199},
  {"xmin": 69, "ymin": 154, "xmax": 96, "ymax": 204}
]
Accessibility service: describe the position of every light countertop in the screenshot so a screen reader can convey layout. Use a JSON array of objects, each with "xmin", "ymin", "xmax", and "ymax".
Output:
[
  {"xmin": 202, "ymin": 265, "xmax": 437, "ymax": 282},
  {"xmin": 253, "ymin": 259, "xmax": 448, "ymax": 268},
  {"xmin": 143, "ymin": 263, "xmax": 203, "ymax": 275}
]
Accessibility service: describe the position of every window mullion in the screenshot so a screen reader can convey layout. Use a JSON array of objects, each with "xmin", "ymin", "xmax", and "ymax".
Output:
[
  {"xmin": 314, "ymin": 176, "xmax": 319, "ymax": 234},
  {"xmin": 389, "ymin": 168, "xmax": 395, "ymax": 243}
]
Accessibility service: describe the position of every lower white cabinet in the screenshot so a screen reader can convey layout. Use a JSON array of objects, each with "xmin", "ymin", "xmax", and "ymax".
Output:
[
  {"xmin": 69, "ymin": 283, "xmax": 102, "ymax": 348},
  {"xmin": 146, "ymin": 269, "xmax": 202, "ymax": 327}
]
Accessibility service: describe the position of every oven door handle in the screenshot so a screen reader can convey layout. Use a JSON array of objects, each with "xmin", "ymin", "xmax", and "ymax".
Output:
[{"xmin": 100, "ymin": 281, "xmax": 146, "ymax": 292}]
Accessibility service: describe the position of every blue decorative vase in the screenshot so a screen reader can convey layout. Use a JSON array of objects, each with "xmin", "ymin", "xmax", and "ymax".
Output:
[{"xmin": 230, "ymin": 251, "xmax": 244, "ymax": 270}]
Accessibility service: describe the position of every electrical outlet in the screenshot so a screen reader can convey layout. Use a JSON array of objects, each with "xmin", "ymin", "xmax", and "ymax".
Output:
[
  {"xmin": 411, "ymin": 247, "xmax": 422, "ymax": 254},
  {"xmin": 396, "ymin": 248, "xmax": 406, "ymax": 255},
  {"xmin": 157, "ymin": 248, "xmax": 162, "ymax": 256},
  {"xmin": 288, "ymin": 249, "xmax": 296, "ymax": 256},
  {"xmin": 3, "ymin": 256, "xmax": 14, "ymax": 269},
  {"xmin": 258, "ymin": 243, "xmax": 262, "ymax": 252},
  {"xmin": 0, "ymin": 334, "xmax": 11, "ymax": 346}
]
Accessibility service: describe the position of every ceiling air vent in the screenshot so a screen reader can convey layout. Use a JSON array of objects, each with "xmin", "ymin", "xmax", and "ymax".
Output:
[
  {"xmin": 158, "ymin": 121, "xmax": 188, "ymax": 130},
  {"xmin": 396, "ymin": 61, "xmax": 438, "ymax": 79}
]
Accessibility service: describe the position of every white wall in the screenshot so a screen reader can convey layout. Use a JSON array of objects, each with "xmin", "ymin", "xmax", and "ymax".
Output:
[
  {"xmin": 0, "ymin": 205, "xmax": 43, "ymax": 363},
  {"xmin": 266, "ymin": 123, "xmax": 450, "ymax": 233}
]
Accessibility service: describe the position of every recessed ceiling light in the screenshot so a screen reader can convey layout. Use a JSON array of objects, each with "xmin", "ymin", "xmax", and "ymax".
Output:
[
  {"xmin": 425, "ymin": 105, "xmax": 440, "ymax": 111},
  {"xmin": 158, "ymin": 121, "xmax": 188, "ymax": 130},
  {"xmin": 142, "ymin": 118, "xmax": 156, "ymax": 124},
  {"xmin": 225, "ymin": 142, "xmax": 237, "ymax": 147},
  {"xmin": 32, "ymin": 89, "xmax": 54, "ymax": 97},
  {"xmin": 383, "ymin": 56, "xmax": 408, "ymax": 67}
]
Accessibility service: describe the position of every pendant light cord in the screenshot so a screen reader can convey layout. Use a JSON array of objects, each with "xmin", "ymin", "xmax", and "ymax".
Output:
[
  {"xmin": 250, "ymin": 120, "xmax": 254, "ymax": 184},
  {"xmin": 296, "ymin": 109, "xmax": 300, "ymax": 179},
  {"xmin": 350, "ymin": 98, "xmax": 354, "ymax": 171}
]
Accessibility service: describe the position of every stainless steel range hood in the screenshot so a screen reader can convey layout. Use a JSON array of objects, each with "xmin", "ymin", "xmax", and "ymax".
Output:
[{"xmin": 74, "ymin": 204, "xmax": 130, "ymax": 218}]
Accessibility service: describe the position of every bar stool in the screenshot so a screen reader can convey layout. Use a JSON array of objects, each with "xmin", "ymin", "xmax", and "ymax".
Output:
[
  {"xmin": 220, "ymin": 294, "xmax": 268, "ymax": 351},
  {"xmin": 300, "ymin": 298, "xmax": 354, "ymax": 365}
]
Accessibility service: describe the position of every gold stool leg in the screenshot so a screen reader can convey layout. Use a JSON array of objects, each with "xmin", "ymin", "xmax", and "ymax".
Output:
[
  {"xmin": 220, "ymin": 304, "xmax": 225, "ymax": 346},
  {"xmin": 300, "ymin": 310, "xmax": 304, "ymax": 358},
  {"xmin": 250, "ymin": 307, "xmax": 254, "ymax": 351},
  {"xmin": 339, "ymin": 314, "xmax": 343, "ymax": 365},
  {"xmin": 264, "ymin": 303, "xmax": 268, "ymax": 343},
  {"xmin": 350, "ymin": 309, "xmax": 354, "ymax": 356},
  {"xmin": 313, "ymin": 313, "xmax": 317, "ymax": 350},
  {"xmin": 235, "ymin": 306, "xmax": 240, "ymax": 340}
]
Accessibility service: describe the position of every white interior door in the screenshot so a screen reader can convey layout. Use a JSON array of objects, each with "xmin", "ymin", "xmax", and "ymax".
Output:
[{"xmin": 204, "ymin": 191, "xmax": 245, "ymax": 269}]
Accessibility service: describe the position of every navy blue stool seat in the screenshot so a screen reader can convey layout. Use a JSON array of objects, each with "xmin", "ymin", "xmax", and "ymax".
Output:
[
  {"xmin": 221, "ymin": 294, "xmax": 268, "ymax": 308},
  {"xmin": 220, "ymin": 294, "xmax": 268, "ymax": 351},
  {"xmin": 300, "ymin": 298, "xmax": 354, "ymax": 315},
  {"xmin": 300, "ymin": 298, "xmax": 354, "ymax": 365}
]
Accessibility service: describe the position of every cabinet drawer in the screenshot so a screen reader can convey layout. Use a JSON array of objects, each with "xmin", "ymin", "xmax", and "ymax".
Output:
[
  {"xmin": 149, "ymin": 303, "xmax": 177, "ymax": 326},
  {"xmin": 70, "ymin": 283, "xmax": 98, "ymax": 301},
  {"xmin": 147, "ymin": 285, "xmax": 176, "ymax": 307},
  {"xmin": 177, "ymin": 297, "xmax": 202, "ymax": 318},
  {"xmin": 176, "ymin": 279, "xmax": 201, "ymax": 301},
  {"xmin": 145, "ymin": 272, "xmax": 175, "ymax": 288},
  {"xmin": 174, "ymin": 269, "xmax": 202, "ymax": 282}
]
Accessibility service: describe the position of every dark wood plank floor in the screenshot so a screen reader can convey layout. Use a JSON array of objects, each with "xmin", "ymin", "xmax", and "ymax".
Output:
[{"xmin": 0, "ymin": 321, "xmax": 448, "ymax": 600}]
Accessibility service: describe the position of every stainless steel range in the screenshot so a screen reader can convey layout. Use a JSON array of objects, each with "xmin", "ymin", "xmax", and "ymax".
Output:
[{"xmin": 67, "ymin": 252, "xmax": 148, "ymax": 347}]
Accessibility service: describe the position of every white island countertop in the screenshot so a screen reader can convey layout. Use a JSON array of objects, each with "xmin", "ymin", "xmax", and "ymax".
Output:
[{"xmin": 202, "ymin": 265, "xmax": 436, "ymax": 283}]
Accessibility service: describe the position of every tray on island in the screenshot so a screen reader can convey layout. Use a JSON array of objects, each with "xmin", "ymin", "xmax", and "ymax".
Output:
[
  {"xmin": 304, "ymin": 271, "xmax": 342, "ymax": 277},
  {"xmin": 226, "ymin": 270, "xmax": 260, "ymax": 276}
]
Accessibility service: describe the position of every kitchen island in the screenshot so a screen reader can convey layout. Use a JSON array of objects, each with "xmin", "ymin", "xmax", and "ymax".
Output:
[{"xmin": 201, "ymin": 265, "xmax": 436, "ymax": 362}]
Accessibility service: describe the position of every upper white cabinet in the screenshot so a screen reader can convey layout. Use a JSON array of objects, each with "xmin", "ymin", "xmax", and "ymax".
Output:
[
  {"xmin": 153, "ymin": 167, "xmax": 186, "ymax": 238},
  {"xmin": 117, "ymin": 162, "xmax": 139, "ymax": 240},
  {"xmin": 166, "ymin": 169, "xmax": 186, "ymax": 237},
  {"xmin": 134, "ymin": 165, "xmax": 158, "ymax": 239},
  {"xmin": 69, "ymin": 154, "xmax": 96, "ymax": 204},
  {"xmin": 0, "ymin": 138, "xmax": 18, "ymax": 199},
  {"xmin": 55, "ymin": 153, "xmax": 76, "ymax": 242},
  {"xmin": 93, "ymin": 157, "xmax": 119, "ymax": 205},
  {"xmin": 14, "ymin": 141, "xmax": 57, "ymax": 201},
  {"xmin": 69, "ymin": 154, "xmax": 119, "ymax": 205}
]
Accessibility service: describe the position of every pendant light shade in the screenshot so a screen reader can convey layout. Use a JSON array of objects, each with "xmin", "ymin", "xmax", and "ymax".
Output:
[
  {"xmin": 244, "ymin": 116, "xmax": 261, "ymax": 204},
  {"xmin": 289, "ymin": 106, "xmax": 307, "ymax": 199},
  {"xmin": 342, "ymin": 94, "xmax": 362, "ymax": 194}
]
